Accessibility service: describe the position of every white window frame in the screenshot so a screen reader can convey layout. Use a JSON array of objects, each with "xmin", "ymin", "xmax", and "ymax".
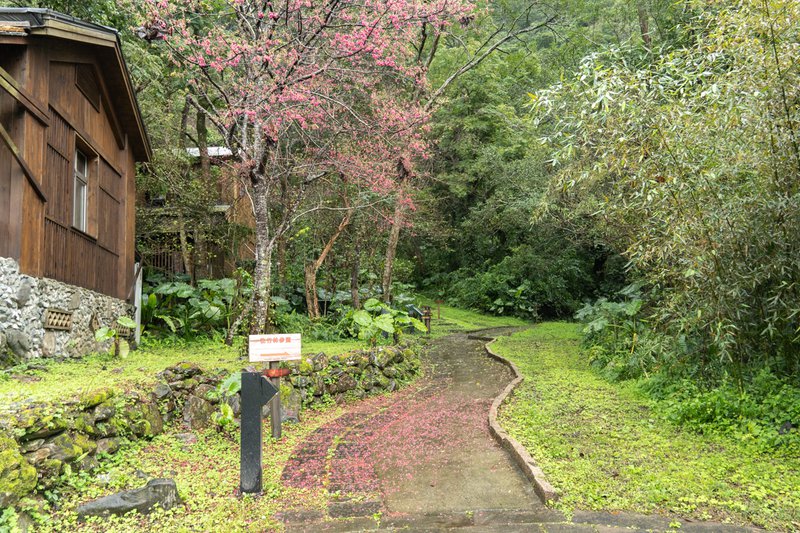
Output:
[{"xmin": 73, "ymin": 149, "xmax": 88, "ymax": 231}]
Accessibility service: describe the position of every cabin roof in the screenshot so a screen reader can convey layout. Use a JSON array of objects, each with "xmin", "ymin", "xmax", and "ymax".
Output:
[{"xmin": 0, "ymin": 8, "xmax": 152, "ymax": 161}]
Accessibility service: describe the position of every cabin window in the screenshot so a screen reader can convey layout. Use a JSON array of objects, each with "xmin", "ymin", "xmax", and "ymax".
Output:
[{"xmin": 73, "ymin": 149, "xmax": 89, "ymax": 231}]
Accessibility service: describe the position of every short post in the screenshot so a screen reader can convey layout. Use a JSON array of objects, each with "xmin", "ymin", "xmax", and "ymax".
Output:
[
  {"xmin": 422, "ymin": 306, "xmax": 432, "ymax": 335},
  {"xmin": 239, "ymin": 371, "xmax": 278, "ymax": 494},
  {"xmin": 268, "ymin": 362, "xmax": 281, "ymax": 440}
]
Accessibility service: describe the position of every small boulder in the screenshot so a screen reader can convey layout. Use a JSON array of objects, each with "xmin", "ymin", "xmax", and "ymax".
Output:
[
  {"xmin": 310, "ymin": 352, "xmax": 328, "ymax": 372},
  {"xmin": 195, "ymin": 384, "xmax": 217, "ymax": 403},
  {"xmin": 152, "ymin": 383, "xmax": 172, "ymax": 401},
  {"xmin": 128, "ymin": 402, "xmax": 163, "ymax": 438},
  {"xmin": 5, "ymin": 330, "xmax": 31, "ymax": 359},
  {"xmin": 79, "ymin": 389, "xmax": 114, "ymax": 410},
  {"xmin": 76, "ymin": 478, "xmax": 181, "ymax": 519},
  {"xmin": 326, "ymin": 371, "xmax": 357, "ymax": 395},
  {"xmin": 183, "ymin": 395, "xmax": 215, "ymax": 430},
  {"xmin": 174, "ymin": 362, "xmax": 202, "ymax": 378},
  {"xmin": 93, "ymin": 401, "xmax": 116, "ymax": 422},
  {"xmin": 15, "ymin": 404, "xmax": 68, "ymax": 441},
  {"xmin": 281, "ymin": 387, "xmax": 302, "ymax": 424},
  {"xmin": 43, "ymin": 433, "xmax": 83, "ymax": 462},
  {"xmin": 96, "ymin": 437, "xmax": 120, "ymax": 456}
]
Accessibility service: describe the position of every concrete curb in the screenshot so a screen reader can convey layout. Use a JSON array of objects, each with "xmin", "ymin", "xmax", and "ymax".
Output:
[{"xmin": 482, "ymin": 336, "xmax": 559, "ymax": 505}]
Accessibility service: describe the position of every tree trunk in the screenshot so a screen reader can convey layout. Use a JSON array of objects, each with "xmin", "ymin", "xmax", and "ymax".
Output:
[
  {"xmin": 381, "ymin": 200, "xmax": 404, "ymax": 303},
  {"xmin": 176, "ymin": 215, "xmax": 194, "ymax": 282},
  {"xmin": 304, "ymin": 208, "xmax": 352, "ymax": 319},
  {"xmin": 194, "ymin": 110, "xmax": 211, "ymax": 280},
  {"xmin": 637, "ymin": 2, "xmax": 652, "ymax": 49},
  {"xmin": 177, "ymin": 97, "xmax": 194, "ymax": 283},
  {"xmin": 277, "ymin": 235, "xmax": 287, "ymax": 286},
  {"xmin": 350, "ymin": 238, "xmax": 360, "ymax": 309},
  {"xmin": 251, "ymin": 174, "xmax": 273, "ymax": 334},
  {"xmin": 304, "ymin": 263, "xmax": 319, "ymax": 319}
]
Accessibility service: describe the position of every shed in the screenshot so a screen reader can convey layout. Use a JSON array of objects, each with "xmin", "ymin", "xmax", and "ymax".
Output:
[{"xmin": 0, "ymin": 8, "xmax": 150, "ymax": 363}]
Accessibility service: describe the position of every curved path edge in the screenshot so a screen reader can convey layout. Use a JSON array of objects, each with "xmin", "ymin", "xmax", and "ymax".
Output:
[{"xmin": 467, "ymin": 328, "xmax": 560, "ymax": 505}]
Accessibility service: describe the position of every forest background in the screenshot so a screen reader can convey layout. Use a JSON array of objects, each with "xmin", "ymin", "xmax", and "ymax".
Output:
[{"xmin": 4, "ymin": 0, "xmax": 799, "ymax": 454}]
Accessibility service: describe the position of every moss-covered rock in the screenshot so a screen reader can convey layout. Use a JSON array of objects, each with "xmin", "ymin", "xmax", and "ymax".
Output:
[
  {"xmin": 372, "ymin": 347, "xmax": 400, "ymax": 369},
  {"xmin": 174, "ymin": 361, "xmax": 202, "ymax": 377},
  {"xmin": 96, "ymin": 437, "xmax": 120, "ymax": 456},
  {"xmin": 79, "ymin": 388, "xmax": 115, "ymax": 410},
  {"xmin": 44, "ymin": 433, "xmax": 83, "ymax": 462},
  {"xmin": 72, "ymin": 412, "xmax": 96, "ymax": 436},
  {"xmin": 37, "ymin": 458, "xmax": 63, "ymax": 488},
  {"xmin": 310, "ymin": 352, "xmax": 328, "ymax": 372},
  {"xmin": 72, "ymin": 432, "xmax": 97, "ymax": 455},
  {"xmin": 182, "ymin": 395, "xmax": 215, "ymax": 430},
  {"xmin": 0, "ymin": 434, "xmax": 37, "ymax": 507},
  {"xmin": 93, "ymin": 401, "xmax": 116, "ymax": 422},
  {"xmin": 130, "ymin": 402, "xmax": 162, "ymax": 437},
  {"xmin": 14, "ymin": 405, "xmax": 68, "ymax": 442},
  {"xmin": 195, "ymin": 384, "xmax": 217, "ymax": 404},
  {"xmin": 180, "ymin": 378, "xmax": 199, "ymax": 390},
  {"xmin": 298, "ymin": 358, "xmax": 314, "ymax": 375},
  {"xmin": 374, "ymin": 373, "xmax": 390, "ymax": 390}
]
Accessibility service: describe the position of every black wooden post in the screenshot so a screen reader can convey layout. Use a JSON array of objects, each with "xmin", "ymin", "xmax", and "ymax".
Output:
[{"xmin": 240, "ymin": 371, "xmax": 278, "ymax": 494}]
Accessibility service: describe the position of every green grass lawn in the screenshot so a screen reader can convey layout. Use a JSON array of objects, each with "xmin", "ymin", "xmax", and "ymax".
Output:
[
  {"xmin": 0, "ymin": 302, "xmax": 520, "ymax": 405},
  {"xmin": 421, "ymin": 300, "xmax": 529, "ymax": 336},
  {"xmin": 493, "ymin": 322, "xmax": 800, "ymax": 532},
  {"xmin": 0, "ymin": 338, "xmax": 362, "ymax": 405}
]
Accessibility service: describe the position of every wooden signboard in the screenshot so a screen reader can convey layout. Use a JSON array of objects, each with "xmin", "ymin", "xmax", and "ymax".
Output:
[{"xmin": 248, "ymin": 334, "xmax": 302, "ymax": 362}]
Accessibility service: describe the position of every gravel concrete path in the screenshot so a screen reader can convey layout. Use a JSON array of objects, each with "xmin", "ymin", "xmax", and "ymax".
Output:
[{"xmin": 279, "ymin": 331, "xmax": 764, "ymax": 533}]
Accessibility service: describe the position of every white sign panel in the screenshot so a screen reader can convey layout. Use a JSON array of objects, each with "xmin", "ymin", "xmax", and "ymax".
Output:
[{"xmin": 248, "ymin": 334, "xmax": 302, "ymax": 362}]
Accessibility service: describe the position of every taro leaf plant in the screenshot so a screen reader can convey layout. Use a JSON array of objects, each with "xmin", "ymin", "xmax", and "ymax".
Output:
[
  {"xmin": 209, "ymin": 373, "xmax": 242, "ymax": 428},
  {"xmin": 94, "ymin": 316, "xmax": 137, "ymax": 359},
  {"xmin": 143, "ymin": 274, "xmax": 251, "ymax": 339},
  {"xmin": 345, "ymin": 298, "xmax": 426, "ymax": 346}
]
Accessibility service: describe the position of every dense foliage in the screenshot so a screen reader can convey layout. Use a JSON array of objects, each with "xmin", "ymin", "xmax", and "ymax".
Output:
[
  {"xmin": 530, "ymin": 0, "xmax": 800, "ymax": 450},
  {"xmin": 10, "ymin": 0, "xmax": 799, "ymax": 452}
]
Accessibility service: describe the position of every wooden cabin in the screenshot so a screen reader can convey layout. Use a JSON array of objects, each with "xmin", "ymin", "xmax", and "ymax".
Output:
[{"xmin": 0, "ymin": 8, "xmax": 150, "ymax": 300}]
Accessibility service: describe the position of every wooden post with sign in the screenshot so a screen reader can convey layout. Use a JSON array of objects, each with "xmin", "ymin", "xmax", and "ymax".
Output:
[{"xmin": 248, "ymin": 334, "xmax": 302, "ymax": 440}]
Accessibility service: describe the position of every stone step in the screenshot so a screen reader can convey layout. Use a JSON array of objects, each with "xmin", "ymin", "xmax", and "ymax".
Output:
[{"xmin": 282, "ymin": 508, "xmax": 766, "ymax": 533}]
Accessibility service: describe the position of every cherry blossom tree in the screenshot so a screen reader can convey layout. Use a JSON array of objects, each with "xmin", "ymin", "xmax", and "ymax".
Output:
[{"xmin": 139, "ymin": 0, "xmax": 473, "ymax": 332}]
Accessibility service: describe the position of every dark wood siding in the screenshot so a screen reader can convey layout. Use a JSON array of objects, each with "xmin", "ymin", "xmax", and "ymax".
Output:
[
  {"xmin": 40, "ymin": 62, "xmax": 125, "ymax": 299},
  {"xmin": 1, "ymin": 36, "xmax": 144, "ymax": 300}
]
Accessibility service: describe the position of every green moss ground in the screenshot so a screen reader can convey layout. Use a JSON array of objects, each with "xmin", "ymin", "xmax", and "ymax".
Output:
[
  {"xmin": 33, "ymin": 406, "xmax": 347, "ymax": 532},
  {"xmin": 0, "ymin": 339, "xmax": 361, "ymax": 404},
  {"xmin": 1, "ymin": 306, "xmax": 526, "ymax": 531},
  {"xmin": 493, "ymin": 322, "xmax": 800, "ymax": 532}
]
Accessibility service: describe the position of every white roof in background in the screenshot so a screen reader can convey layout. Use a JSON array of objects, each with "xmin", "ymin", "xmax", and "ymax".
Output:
[{"xmin": 186, "ymin": 146, "xmax": 233, "ymax": 158}]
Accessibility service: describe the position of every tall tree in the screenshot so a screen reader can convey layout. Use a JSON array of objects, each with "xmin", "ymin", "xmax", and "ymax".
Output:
[{"xmin": 141, "ymin": 0, "xmax": 458, "ymax": 332}]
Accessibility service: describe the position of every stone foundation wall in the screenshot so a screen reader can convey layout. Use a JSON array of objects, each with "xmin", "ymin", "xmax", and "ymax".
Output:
[
  {"xmin": 0, "ymin": 344, "xmax": 420, "ymax": 512},
  {"xmin": 0, "ymin": 257, "xmax": 131, "ymax": 368}
]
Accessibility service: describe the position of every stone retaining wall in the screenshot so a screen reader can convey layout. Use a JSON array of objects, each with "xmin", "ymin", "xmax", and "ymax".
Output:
[
  {"xmin": 0, "ymin": 257, "xmax": 131, "ymax": 368},
  {"xmin": 0, "ymin": 343, "xmax": 420, "ymax": 513}
]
